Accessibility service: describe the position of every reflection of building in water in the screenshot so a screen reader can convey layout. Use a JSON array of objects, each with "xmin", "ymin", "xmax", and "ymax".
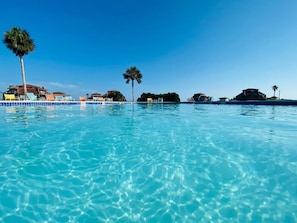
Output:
[
  {"xmin": 46, "ymin": 106, "xmax": 55, "ymax": 111},
  {"xmin": 46, "ymin": 106, "xmax": 55, "ymax": 118},
  {"xmin": 5, "ymin": 107, "xmax": 16, "ymax": 114},
  {"xmin": 80, "ymin": 101, "xmax": 87, "ymax": 110}
]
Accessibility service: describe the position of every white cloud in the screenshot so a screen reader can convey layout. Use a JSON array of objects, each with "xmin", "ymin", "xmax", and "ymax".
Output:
[{"xmin": 42, "ymin": 81, "xmax": 78, "ymax": 89}]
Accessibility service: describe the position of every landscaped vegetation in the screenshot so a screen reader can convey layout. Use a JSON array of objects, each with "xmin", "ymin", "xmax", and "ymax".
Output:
[
  {"xmin": 3, "ymin": 27, "xmax": 35, "ymax": 99},
  {"xmin": 103, "ymin": 90, "xmax": 126, "ymax": 102},
  {"xmin": 123, "ymin": 66, "xmax": 142, "ymax": 102},
  {"xmin": 137, "ymin": 92, "xmax": 180, "ymax": 102}
]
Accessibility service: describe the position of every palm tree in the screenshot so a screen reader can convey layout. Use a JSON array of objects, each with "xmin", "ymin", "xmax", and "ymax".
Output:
[
  {"xmin": 123, "ymin": 66, "xmax": 142, "ymax": 102},
  {"xmin": 272, "ymin": 85, "xmax": 278, "ymax": 97},
  {"xmin": 3, "ymin": 27, "xmax": 35, "ymax": 99}
]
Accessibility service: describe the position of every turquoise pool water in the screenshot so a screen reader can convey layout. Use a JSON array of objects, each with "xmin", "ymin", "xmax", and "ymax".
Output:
[{"xmin": 0, "ymin": 103, "xmax": 296, "ymax": 223}]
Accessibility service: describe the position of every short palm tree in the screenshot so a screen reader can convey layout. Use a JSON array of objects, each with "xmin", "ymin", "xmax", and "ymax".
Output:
[
  {"xmin": 272, "ymin": 85, "xmax": 278, "ymax": 97},
  {"xmin": 123, "ymin": 66, "xmax": 142, "ymax": 102},
  {"xmin": 3, "ymin": 27, "xmax": 35, "ymax": 99}
]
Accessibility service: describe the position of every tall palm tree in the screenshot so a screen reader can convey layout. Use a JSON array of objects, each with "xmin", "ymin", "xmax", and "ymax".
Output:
[
  {"xmin": 272, "ymin": 85, "xmax": 278, "ymax": 97},
  {"xmin": 123, "ymin": 66, "xmax": 142, "ymax": 102},
  {"xmin": 3, "ymin": 27, "xmax": 35, "ymax": 99}
]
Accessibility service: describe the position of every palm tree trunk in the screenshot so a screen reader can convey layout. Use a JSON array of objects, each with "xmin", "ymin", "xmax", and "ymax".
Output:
[
  {"xmin": 132, "ymin": 80, "xmax": 134, "ymax": 102},
  {"xmin": 19, "ymin": 57, "xmax": 28, "ymax": 99}
]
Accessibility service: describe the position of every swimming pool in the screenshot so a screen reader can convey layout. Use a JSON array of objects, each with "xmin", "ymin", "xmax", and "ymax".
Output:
[{"xmin": 0, "ymin": 103, "xmax": 296, "ymax": 222}]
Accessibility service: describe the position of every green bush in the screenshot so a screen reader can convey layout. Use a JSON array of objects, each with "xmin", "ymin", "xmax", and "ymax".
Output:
[
  {"xmin": 137, "ymin": 92, "xmax": 180, "ymax": 102},
  {"xmin": 104, "ymin": 91, "xmax": 126, "ymax": 101}
]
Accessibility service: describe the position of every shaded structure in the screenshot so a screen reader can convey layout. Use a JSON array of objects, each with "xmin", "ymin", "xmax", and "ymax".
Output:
[
  {"xmin": 192, "ymin": 93, "xmax": 212, "ymax": 102},
  {"xmin": 53, "ymin": 92, "xmax": 65, "ymax": 101},
  {"xmin": 104, "ymin": 90, "xmax": 126, "ymax": 102},
  {"xmin": 138, "ymin": 92, "xmax": 180, "ymax": 102},
  {"xmin": 53, "ymin": 91, "xmax": 67, "ymax": 97},
  {"xmin": 89, "ymin": 93, "xmax": 104, "ymax": 101},
  {"xmin": 5, "ymin": 84, "xmax": 47, "ymax": 100},
  {"xmin": 219, "ymin": 97, "xmax": 229, "ymax": 103},
  {"xmin": 235, "ymin": 88, "xmax": 266, "ymax": 100}
]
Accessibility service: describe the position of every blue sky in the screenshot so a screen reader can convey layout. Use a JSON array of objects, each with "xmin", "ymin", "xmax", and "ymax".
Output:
[{"xmin": 1, "ymin": 0, "xmax": 297, "ymax": 101}]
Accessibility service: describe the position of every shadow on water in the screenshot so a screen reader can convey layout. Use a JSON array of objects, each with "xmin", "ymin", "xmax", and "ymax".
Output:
[
  {"xmin": 269, "ymin": 106, "xmax": 276, "ymax": 120},
  {"xmin": 137, "ymin": 103, "xmax": 180, "ymax": 116},
  {"xmin": 193, "ymin": 104, "xmax": 210, "ymax": 112},
  {"xmin": 240, "ymin": 105, "xmax": 264, "ymax": 117},
  {"xmin": 239, "ymin": 105, "xmax": 283, "ymax": 120},
  {"xmin": 97, "ymin": 103, "xmax": 128, "ymax": 117}
]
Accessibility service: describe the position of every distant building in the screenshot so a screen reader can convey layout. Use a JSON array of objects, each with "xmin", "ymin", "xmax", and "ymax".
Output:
[
  {"xmin": 52, "ymin": 92, "xmax": 68, "ymax": 101},
  {"xmin": 89, "ymin": 92, "xmax": 102, "ymax": 98},
  {"xmin": 6, "ymin": 84, "xmax": 47, "ymax": 99},
  {"xmin": 219, "ymin": 97, "xmax": 229, "ymax": 102},
  {"xmin": 235, "ymin": 88, "xmax": 266, "ymax": 100},
  {"xmin": 89, "ymin": 92, "xmax": 104, "ymax": 101},
  {"xmin": 192, "ymin": 93, "xmax": 212, "ymax": 102},
  {"xmin": 147, "ymin": 98, "xmax": 153, "ymax": 103}
]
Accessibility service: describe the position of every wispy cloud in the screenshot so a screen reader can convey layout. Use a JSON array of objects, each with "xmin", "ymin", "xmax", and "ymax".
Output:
[
  {"xmin": 36, "ymin": 82, "xmax": 78, "ymax": 89},
  {"xmin": 35, "ymin": 81, "xmax": 89, "ymax": 97},
  {"xmin": 42, "ymin": 81, "xmax": 78, "ymax": 89}
]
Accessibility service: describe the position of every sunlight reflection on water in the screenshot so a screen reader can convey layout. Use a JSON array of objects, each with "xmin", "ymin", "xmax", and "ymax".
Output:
[{"xmin": 0, "ymin": 104, "xmax": 297, "ymax": 222}]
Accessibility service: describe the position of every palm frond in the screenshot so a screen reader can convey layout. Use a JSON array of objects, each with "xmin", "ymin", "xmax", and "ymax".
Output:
[
  {"xmin": 3, "ymin": 27, "xmax": 35, "ymax": 57},
  {"xmin": 122, "ymin": 66, "xmax": 143, "ymax": 102}
]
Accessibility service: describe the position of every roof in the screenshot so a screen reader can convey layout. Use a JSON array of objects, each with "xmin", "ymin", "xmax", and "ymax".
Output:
[
  {"xmin": 9, "ymin": 84, "xmax": 46, "ymax": 90},
  {"xmin": 193, "ymin": 93, "xmax": 207, "ymax": 96},
  {"xmin": 53, "ymin": 92, "xmax": 66, "ymax": 96},
  {"xmin": 90, "ymin": 93, "xmax": 102, "ymax": 97}
]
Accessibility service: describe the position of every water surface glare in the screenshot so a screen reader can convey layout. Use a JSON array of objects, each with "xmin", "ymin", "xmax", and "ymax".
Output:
[{"xmin": 0, "ymin": 104, "xmax": 297, "ymax": 222}]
